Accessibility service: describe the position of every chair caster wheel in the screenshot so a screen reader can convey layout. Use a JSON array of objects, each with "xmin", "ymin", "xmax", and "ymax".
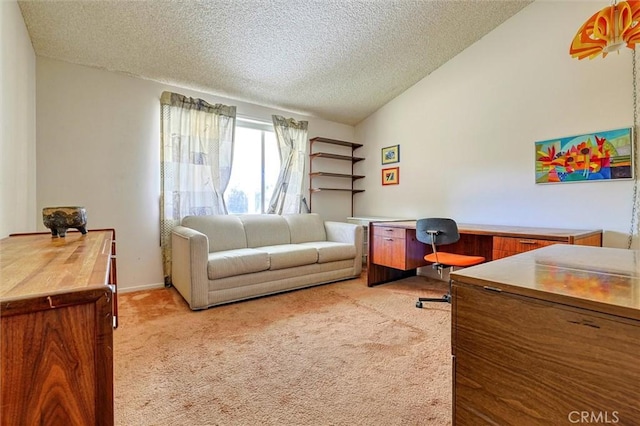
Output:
[{"xmin": 416, "ymin": 301, "xmax": 423, "ymax": 308}]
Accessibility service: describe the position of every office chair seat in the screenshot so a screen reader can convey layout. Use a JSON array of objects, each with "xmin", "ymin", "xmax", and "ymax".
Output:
[
  {"xmin": 424, "ymin": 252, "xmax": 485, "ymax": 267},
  {"xmin": 415, "ymin": 218, "xmax": 485, "ymax": 308}
]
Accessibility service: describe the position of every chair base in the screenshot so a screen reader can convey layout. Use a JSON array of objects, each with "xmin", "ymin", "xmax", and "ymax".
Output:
[
  {"xmin": 416, "ymin": 293, "xmax": 451, "ymax": 308},
  {"xmin": 416, "ymin": 277, "xmax": 453, "ymax": 308}
]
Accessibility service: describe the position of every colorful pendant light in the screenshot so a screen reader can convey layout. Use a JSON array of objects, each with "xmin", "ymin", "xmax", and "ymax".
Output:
[{"xmin": 570, "ymin": 0, "xmax": 640, "ymax": 59}]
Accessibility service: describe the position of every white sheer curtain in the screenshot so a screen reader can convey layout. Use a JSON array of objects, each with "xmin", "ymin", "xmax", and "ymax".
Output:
[
  {"xmin": 268, "ymin": 115, "xmax": 309, "ymax": 214},
  {"xmin": 160, "ymin": 91, "xmax": 236, "ymax": 284}
]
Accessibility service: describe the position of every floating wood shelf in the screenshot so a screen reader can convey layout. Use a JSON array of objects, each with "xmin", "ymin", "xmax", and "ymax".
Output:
[
  {"xmin": 310, "ymin": 188, "xmax": 366, "ymax": 193},
  {"xmin": 309, "ymin": 137, "xmax": 363, "ymax": 149},
  {"xmin": 309, "ymin": 152, "xmax": 364, "ymax": 162},
  {"xmin": 309, "ymin": 172, "xmax": 365, "ymax": 180},
  {"xmin": 309, "ymin": 137, "xmax": 365, "ymax": 216}
]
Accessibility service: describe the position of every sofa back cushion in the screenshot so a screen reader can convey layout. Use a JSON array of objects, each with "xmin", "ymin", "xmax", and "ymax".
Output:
[
  {"xmin": 239, "ymin": 214, "xmax": 290, "ymax": 247},
  {"xmin": 182, "ymin": 215, "xmax": 247, "ymax": 252},
  {"xmin": 284, "ymin": 213, "xmax": 327, "ymax": 244}
]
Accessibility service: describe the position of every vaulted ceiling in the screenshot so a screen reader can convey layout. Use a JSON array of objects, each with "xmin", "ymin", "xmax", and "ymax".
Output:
[{"xmin": 18, "ymin": 0, "xmax": 532, "ymax": 125}]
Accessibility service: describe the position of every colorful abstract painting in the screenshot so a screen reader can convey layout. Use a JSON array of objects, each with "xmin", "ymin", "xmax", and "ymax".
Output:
[{"xmin": 535, "ymin": 127, "xmax": 634, "ymax": 184}]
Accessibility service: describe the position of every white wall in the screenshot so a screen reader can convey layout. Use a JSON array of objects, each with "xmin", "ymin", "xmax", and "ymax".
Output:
[
  {"xmin": 355, "ymin": 1, "xmax": 639, "ymax": 249},
  {"xmin": 35, "ymin": 58, "xmax": 354, "ymax": 291},
  {"xmin": 0, "ymin": 1, "xmax": 36, "ymax": 238}
]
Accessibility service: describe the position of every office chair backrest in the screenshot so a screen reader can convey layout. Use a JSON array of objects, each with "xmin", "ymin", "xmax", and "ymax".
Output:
[{"xmin": 416, "ymin": 218, "xmax": 461, "ymax": 246}]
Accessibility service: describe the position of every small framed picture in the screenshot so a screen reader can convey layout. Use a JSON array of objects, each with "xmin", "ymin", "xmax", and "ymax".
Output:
[
  {"xmin": 381, "ymin": 144, "xmax": 400, "ymax": 164},
  {"xmin": 382, "ymin": 167, "xmax": 399, "ymax": 185}
]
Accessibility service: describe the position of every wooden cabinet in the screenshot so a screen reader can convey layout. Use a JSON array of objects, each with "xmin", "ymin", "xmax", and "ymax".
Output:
[
  {"xmin": 0, "ymin": 230, "xmax": 116, "ymax": 426},
  {"xmin": 371, "ymin": 225, "xmax": 428, "ymax": 270},
  {"xmin": 308, "ymin": 137, "xmax": 364, "ymax": 216},
  {"xmin": 492, "ymin": 236, "xmax": 556, "ymax": 259},
  {"xmin": 451, "ymin": 245, "xmax": 640, "ymax": 425},
  {"xmin": 348, "ymin": 216, "xmax": 411, "ymax": 265},
  {"xmin": 492, "ymin": 231, "xmax": 603, "ymax": 260}
]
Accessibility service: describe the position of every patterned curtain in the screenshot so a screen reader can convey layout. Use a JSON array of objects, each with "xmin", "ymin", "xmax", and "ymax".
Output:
[
  {"xmin": 267, "ymin": 115, "xmax": 309, "ymax": 214},
  {"xmin": 160, "ymin": 91, "xmax": 236, "ymax": 284}
]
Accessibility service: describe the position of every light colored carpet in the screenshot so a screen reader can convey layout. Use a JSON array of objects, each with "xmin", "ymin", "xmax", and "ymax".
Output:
[{"xmin": 114, "ymin": 274, "xmax": 452, "ymax": 425}]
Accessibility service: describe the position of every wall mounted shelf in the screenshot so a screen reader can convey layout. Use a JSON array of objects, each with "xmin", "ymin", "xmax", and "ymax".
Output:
[
  {"xmin": 310, "ymin": 188, "xmax": 366, "ymax": 193},
  {"xmin": 309, "ymin": 172, "xmax": 365, "ymax": 180},
  {"xmin": 309, "ymin": 152, "xmax": 365, "ymax": 162},
  {"xmin": 309, "ymin": 137, "xmax": 365, "ymax": 216}
]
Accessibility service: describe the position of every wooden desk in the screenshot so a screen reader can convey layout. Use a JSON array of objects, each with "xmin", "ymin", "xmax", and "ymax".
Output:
[
  {"xmin": 449, "ymin": 245, "xmax": 640, "ymax": 425},
  {"xmin": 367, "ymin": 221, "xmax": 602, "ymax": 286},
  {"xmin": 0, "ymin": 230, "xmax": 116, "ymax": 426}
]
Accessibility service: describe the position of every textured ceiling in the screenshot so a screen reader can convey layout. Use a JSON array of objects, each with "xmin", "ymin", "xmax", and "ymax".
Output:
[{"xmin": 18, "ymin": 0, "xmax": 532, "ymax": 125}]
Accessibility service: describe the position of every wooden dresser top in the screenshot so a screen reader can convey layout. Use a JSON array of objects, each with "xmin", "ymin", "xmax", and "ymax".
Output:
[
  {"xmin": 0, "ymin": 230, "xmax": 113, "ymax": 301},
  {"xmin": 451, "ymin": 244, "xmax": 640, "ymax": 320}
]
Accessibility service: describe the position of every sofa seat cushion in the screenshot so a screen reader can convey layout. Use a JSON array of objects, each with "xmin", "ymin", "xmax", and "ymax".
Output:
[
  {"xmin": 254, "ymin": 244, "xmax": 318, "ymax": 270},
  {"xmin": 207, "ymin": 249, "xmax": 270, "ymax": 280},
  {"xmin": 299, "ymin": 241, "xmax": 357, "ymax": 263}
]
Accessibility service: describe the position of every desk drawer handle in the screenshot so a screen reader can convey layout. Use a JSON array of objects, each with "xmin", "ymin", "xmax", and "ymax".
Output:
[
  {"xmin": 519, "ymin": 240, "xmax": 538, "ymax": 244},
  {"xmin": 384, "ymin": 238, "xmax": 394, "ymax": 241},
  {"xmin": 385, "ymin": 229, "xmax": 394, "ymax": 232}
]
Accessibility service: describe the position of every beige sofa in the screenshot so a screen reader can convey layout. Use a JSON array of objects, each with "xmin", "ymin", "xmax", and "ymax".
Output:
[{"xmin": 171, "ymin": 213, "xmax": 363, "ymax": 310}]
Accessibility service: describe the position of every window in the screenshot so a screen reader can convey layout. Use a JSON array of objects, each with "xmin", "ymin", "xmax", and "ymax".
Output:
[{"xmin": 225, "ymin": 118, "xmax": 280, "ymax": 214}]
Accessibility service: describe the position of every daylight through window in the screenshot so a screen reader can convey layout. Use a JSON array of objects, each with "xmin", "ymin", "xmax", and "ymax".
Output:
[{"xmin": 225, "ymin": 119, "xmax": 280, "ymax": 214}]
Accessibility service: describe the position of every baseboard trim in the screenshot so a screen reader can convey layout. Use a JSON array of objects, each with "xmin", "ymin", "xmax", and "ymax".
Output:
[
  {"xmin": 118, "ymin": 282, "xmax": 166, "ymax": 294},
  {"xmin": 417, "ymin": 266, "xmax": 447, "ymax": 281}
]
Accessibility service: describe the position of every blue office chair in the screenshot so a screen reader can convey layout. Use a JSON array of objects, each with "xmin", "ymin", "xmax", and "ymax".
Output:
[{"xmin": 415, "ymin": 218, "xmax": 485, "ymax": 308}]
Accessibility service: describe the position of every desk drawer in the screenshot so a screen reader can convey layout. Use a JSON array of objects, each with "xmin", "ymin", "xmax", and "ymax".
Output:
[
  {"xmin": 493, "ymin": 236, "xmax": 556, "ymax": 260},
  {"xmin": 371, "ymin": 229, "xmax": 428, "ymax": 270},
  {"xmin": 373, "ymin": 226, "xmax": 406, "ymax": 239},
  {"xmin": 371, "ymin": 234, "xmax": 406, "ymax": 270}
]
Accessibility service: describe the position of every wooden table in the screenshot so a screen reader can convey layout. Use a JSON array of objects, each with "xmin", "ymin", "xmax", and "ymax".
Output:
[
  {"xmin": 0, "ymin": 230, "xmax": 116, "ymax": 426},
  {"xmin": 450, "ymin": 244, "xmax": 640, "ymax": 425},
  {"xmin": 367, "ymin": 221, "xmax": 602, "ymax": 286}
]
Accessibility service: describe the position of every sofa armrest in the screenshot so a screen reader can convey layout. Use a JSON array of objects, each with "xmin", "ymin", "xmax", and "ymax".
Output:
[
  {"xmin": 325, "ymin": 221, "xmax": 364, "ymax": 274},
  {"xmin": 324, "ymin": 221, "xmax": 361, "ymax": 244},
  {"xmin": 171, "ymin": 225, "xmax": 210, "ymax": 310}
]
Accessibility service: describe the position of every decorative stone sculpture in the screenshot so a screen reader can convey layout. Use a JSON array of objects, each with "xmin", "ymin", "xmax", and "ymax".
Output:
[{"xmin": 42, "ymin": 206, "xmax": 87, "ymax": 237}]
